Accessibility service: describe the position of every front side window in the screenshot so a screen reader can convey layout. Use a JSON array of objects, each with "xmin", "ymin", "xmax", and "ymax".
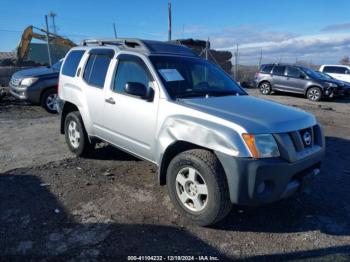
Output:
[
  {"xmin": 62, "ymin": 50, "xmax": 85, "ymax": 77},
  {"xmin": 272, "ymin": 66, "xmax": 286, "ymax": 76},
  {"xmin": 114, "ymin": 60, "xmax": 151, "ymax": 93},
  {"xmin": 149, "ymin": 55, "xmax": 245, "ymax": 99},
  {"xmin": 83, "ymin": 54, "xmax": 112, "ymax": 88},
  {"xmin": 286, "ymin": 67, "xmax": 301, "ymax": 78}
]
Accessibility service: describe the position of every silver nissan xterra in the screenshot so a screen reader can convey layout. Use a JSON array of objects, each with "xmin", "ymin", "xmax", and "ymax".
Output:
[{"xmin": 58, "ymin": 39, "xmax": 325, "ymax": 226}]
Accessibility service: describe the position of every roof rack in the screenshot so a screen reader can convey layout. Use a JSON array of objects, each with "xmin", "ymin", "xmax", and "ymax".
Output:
[
  {"xmin": 80, "ymin": 38, "xmax": 198, "ymax": 57},
  {"xmin": 80, "ymin": 38, "xmax": 149, "ymax": 52}
]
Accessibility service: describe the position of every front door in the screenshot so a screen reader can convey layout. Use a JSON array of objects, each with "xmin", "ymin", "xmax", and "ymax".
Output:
[
  {"xmin": 284, "ymin": 66, "xmax": 306, "ymax": 93},
  {"xmin": 101, "ymin": 54, "xmax": 159, "ymax": 161}
]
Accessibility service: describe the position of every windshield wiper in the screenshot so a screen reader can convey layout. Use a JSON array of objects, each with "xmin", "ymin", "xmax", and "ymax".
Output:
[
  {"xmin": 206, "ymin": 90, "xmax": 237, "ymax": 97},
  {"xmin": 175, "ymin": 91, "xmax": 208, "ymax": 99}
]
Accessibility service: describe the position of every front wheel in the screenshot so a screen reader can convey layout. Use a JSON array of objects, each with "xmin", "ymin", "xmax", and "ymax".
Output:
[
  {"xmin": 41, "ymin": 88, "xmax": 58, "ymax": 113},
  {"xmin": 167, "ymin": 149, "xmax": 232, "ymax": 226},
  {"xmin": 306, "ymin": 87, "xmax": 322, "ymax": 101},
  {"xmin": 64, "ymin": 111, "xmax": 92, "ymax": 156}
]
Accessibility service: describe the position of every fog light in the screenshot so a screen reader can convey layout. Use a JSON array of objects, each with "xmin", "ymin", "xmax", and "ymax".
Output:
[
  {"xmin": 256, "ymin": 182, "xmax": 266, "ymax": 195},
  {"xmin": 325, "ymin": 90, "xmax": 329, "ymax": 95}
]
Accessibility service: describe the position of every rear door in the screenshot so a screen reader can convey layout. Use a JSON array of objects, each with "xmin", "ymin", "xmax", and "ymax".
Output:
[
  {"xmin": 284, "ymin": 66, "xmax": 306, "ymax": 93},
  {"xmin": 80, "ymin": 49, "xmax": 114, "ymax": 136},
  {"xmin": 271, "ymin": 65, "xmax": 286, "ymax": 90},
  {"xmin": 100, "ymin": 54, "xmax": 159, "ymax": 161}
]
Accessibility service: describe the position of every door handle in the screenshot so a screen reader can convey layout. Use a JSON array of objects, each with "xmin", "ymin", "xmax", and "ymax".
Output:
[{"xmin": 105, "ymin": 97, "xmax": 115, "ymax": 104}]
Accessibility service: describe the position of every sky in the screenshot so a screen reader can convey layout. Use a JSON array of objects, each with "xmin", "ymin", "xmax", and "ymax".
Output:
[{"xmin": 1, "ymin": 0, "xmax": 350, "ymax": 65}]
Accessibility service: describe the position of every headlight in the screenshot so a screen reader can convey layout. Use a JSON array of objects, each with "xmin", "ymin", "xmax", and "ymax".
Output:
[
  {"xmin": 242, "ymin": 134, "xmax": 280, "ymax": 158},
  {"xmin": 21, "ymin": 77, "xmax": 38, "ymax": 86}
]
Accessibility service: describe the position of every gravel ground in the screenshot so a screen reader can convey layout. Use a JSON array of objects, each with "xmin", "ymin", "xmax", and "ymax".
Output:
[{"xmin": 1, "ymin": 90, "xmax": 350, "ymax": 261}]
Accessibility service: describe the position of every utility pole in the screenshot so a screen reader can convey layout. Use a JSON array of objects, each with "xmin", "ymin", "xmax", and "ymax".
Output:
[
  {"xmin": 168, "ymin": 1, "xmax": 172, "ymax": 41},
  {"xmin": 48, "ymin": 11, "xmax": 57, "ymax": 34},
  {"xmin": 45, "ymin": 15, "xmax": 53, "ymax": 67},
  {"xmin": 234, "ymin": 44, "xmax": 239, "ymax": 81},
  {"xmin": 258, "ymin": 48, "xmax": 263, "ymax": 68},
  {"xmin": 113, "ymin": 22, "xmax": 117, "ymax": 38},
  {"xmin": 205, "ymin": 37, "xmax": 209, "ymax": 60}
]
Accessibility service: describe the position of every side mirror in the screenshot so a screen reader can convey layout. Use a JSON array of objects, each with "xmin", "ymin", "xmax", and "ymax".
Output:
[
  {"xmin": 300, "ymin": 74, "xmax": 306, "ymax": 79},
  {"xmin": 124, "ymin": 82, "xmax": 154, "ymax": 101}
]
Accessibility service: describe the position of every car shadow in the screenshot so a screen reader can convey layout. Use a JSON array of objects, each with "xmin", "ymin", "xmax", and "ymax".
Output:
[
  {"xmin": 84, "ymin": 143, "xmax": 141, "ymax": 161},
  {"xmin": 214, "ymin": 136, "xmax": 350, "ymax": 236},
  {"xmin": 0, "ymin": 173, "xmax": 230, "ymax": 260},
  {"xmin": 271, "ymin": 90, "xmax": 350, "ymax": 104}
]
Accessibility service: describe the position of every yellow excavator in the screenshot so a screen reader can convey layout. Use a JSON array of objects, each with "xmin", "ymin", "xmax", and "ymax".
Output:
[{"xmin": 16, "ymin": 25, "xmax": 76, "ymax": 65}]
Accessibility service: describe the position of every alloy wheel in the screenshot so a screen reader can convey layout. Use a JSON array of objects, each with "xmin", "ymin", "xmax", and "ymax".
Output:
[
  {"xmin": 68, "ymin": 120, "xmax": 81, "ymax": 148},
  {"xmin": 175, "ymin": 167, "xmax": 209, "ymax": 212}
]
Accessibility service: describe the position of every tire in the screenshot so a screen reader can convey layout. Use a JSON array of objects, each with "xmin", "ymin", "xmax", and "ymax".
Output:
[
  {"xmin": 259, "ymin": 82, "xmax": 272, "ymax": 95},
  {"xmin": 41, "ymin": 88, "xmax": 58, "ymax": 114},
  {"xmin": 167, "ymin": 149, "xmax": 232, "ymax": 226},
  {"xmin": 0, "ymin": 87, "xmax": 7, "ymax": 101},
  {"xmin": 64, "ymin": 111, "xmax": 92, "ymax": 157},
  {"xmin": 306, "ymin": 87, "xmax": 322, "ymax": 101}
]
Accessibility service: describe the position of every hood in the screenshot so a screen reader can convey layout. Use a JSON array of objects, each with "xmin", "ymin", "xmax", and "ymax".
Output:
[
  {"xmin": 312, "ymin": 76, "xmax": 345, "ymax": 87},
  {"xmin": 178, "ymin": 95, "xmax": 316, "ymax": 134},
  {"xmin": 13, "ymin": 66, "xmax": 59, "ymax": 79}
]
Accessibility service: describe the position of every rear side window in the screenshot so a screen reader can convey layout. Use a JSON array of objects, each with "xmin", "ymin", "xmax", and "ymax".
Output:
[
  {"xmin": 83, "ymin": 54, "xmax": 112, "ymax": 88},
  {"xmin": 272, "ymin": 66, "xmax": 286, "ymax": 76},
  {"xmin": 323, "ymin": 66, "xmax": 347, "ymax": 74},
  {"xmin": 260, "ymin": 65, "xmax": 273, "ymax": 74},
  {"xmin": 62, "ymin": 50, "xmax": 85, "ymax": 77},
  {"xmin": 286, "ymin": 66, "xmax": 301, "ymax": 78}
]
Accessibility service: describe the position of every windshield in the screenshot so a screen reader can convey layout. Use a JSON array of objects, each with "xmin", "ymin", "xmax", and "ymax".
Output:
[
  {"xmin": 301, "ymin": 67, "xmax": 324, "ymax": 79},
  {"xmin": 317, "ymin": 71, "xmax": 333, "ymax": 80},
  {"xmin": 52, "ymin": 60, "xmax": 63, "ymax": 71},
  {"xmin": 149, "ymin": 55, "xmax": 246, "ymax": 99}
]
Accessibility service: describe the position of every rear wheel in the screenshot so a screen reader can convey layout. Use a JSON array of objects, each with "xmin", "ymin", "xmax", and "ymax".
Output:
[
  {"xmin": 64, "ymin": 111, "xmax": 92, "ymax": 156},
  {"xmin": 306, "ymin": 87, "xmax": 322, "ymax": 101},
  {"xmin": 41, "ymin": 88, "xmax": 58, "ymax": 113},
  {"xmin": 167, "ymin": 149, "xmax": 232, "ymax": 226},
  {"xmin": 259, "ymin": 82, "xmax": 272, "ymax": 95}
]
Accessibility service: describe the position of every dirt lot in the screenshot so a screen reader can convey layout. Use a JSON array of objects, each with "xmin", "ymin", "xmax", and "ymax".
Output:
[{"xmin": 1, "ymin": 90, "xmax": 350, "ymax": 261}]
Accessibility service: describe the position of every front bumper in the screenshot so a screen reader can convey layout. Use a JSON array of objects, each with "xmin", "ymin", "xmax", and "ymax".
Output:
[
  {"xmin": 217, "ymin": 147, "xmax": 324, "ymax": 206},
  {"xmin": 9, "ymin": 83, "xmax": 28, "ymax": 100},
  {"xmin": 326, "ymin": 87, "xmax": 345, "ymax": 98}
]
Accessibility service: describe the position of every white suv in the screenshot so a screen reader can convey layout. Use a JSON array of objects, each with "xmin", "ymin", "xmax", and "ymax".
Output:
[
  {"xmin": 319, "ymin": 64, "xmax": 350, "ymax": 83},
  {"xmin": 58, "ymin": 39, "xmax": 324, "ymax": 226}
]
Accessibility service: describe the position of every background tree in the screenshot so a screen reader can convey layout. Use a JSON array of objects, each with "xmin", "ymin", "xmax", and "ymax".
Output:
[{"xmin": 339, "ymin": 56, "xmax": 350, "ymax": 65}]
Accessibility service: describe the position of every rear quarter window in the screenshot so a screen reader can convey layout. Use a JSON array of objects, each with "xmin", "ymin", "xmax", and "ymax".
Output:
[
  {"xmin": 260, "ymin": 65, "xmax": 273, "ymax": 74},
  {"xmin": 62, "ymin": 50, "xmax": 85, "ymax": 77}
]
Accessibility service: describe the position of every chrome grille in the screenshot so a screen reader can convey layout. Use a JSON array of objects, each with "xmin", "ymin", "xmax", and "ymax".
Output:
[{"xmin": 273, "ymin": 124, "xmax": 323, "ymax": 162}]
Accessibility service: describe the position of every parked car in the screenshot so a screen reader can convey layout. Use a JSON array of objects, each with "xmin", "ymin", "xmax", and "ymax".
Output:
[
  {"xmin": 9, "ymin": 59, "xmax": 63, "ymax": 113},
  {"xmin": 319, "ymin": 65, "xmax": 350, "ymax": 83},
  {"xmin": 316, "ymin": 71, "xmax": 350, "ymax": 96},
  {"xmin": 58, "ymin": 39, "xmax": 325, "ymax": 226},
  {"xmin": 255, "ymin": 63, "xmax": 345, "ymax": 101}
]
